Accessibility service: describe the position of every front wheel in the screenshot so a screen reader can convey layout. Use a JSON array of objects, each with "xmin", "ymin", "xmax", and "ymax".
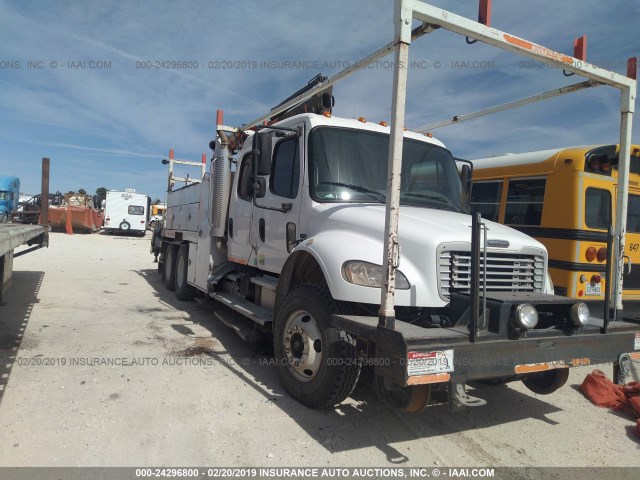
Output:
[{"xmin": 274, "ymin": 284, "xmax": 360, "ymax": 409}]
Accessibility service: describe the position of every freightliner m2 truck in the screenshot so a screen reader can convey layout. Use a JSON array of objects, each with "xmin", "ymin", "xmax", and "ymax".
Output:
[{"xmin": 157, "ymin": 92, "xmax": 638, "ymax": 412}]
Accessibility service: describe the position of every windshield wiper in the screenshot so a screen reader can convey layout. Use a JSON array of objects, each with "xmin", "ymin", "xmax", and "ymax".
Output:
[
  {"xmin": 402, "ymin": 192, "xmax": 463, "ymax": 212},
  {"xmin": 319, "ymin": 182, "xmax": 386, "ymax": 203}
]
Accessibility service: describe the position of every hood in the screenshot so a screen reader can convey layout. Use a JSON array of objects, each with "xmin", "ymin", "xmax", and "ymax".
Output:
[{"xmin": 310, "ymin": 203, "xmax": 546, "ymax": 254}]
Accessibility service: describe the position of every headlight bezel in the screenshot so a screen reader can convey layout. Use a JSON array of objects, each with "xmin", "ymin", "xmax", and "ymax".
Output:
[{"xmin": 342, "ymin": 260, "xmax": 411, "ymax": 290}]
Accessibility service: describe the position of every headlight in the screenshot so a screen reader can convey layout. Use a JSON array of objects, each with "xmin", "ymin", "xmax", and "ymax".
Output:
[
  {"xmin": 342, "ymin": 261, "xmax": 410, "ymax": 289},
  {"xmin": 514, "ymin": 304, "xmax": 538, "ymax": 329},
  {"xmin": 569, "ymin": 302, "xmax": 590, "ymax": 326}
]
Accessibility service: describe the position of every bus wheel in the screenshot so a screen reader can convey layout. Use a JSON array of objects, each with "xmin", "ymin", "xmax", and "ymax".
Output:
[
  {"xmin": 373, "ymin": 376, "xmax": 431, "ymax": 413},
  {"xmin": 175, "ymin": 245, "xmax": 195, "ymax": 301},
  {"xmin": 274, "ymin": 284, "xmax": 360, "ymax": 409},
  {"xmin": 163, "ymin": 244, "xmax": 177, "ymax": 291},
  {"xmin": 522, "ymin": 368, "xmax": 569, "ymax": 395}
]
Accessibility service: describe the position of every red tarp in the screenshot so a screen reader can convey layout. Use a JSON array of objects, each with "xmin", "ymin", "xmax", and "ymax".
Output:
[{"xmin": 581, "ymin": 369, "xmax": 640, "ymax": 438}]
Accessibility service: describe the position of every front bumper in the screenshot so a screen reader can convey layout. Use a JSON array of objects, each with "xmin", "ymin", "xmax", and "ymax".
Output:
[{"xmin": 331, "ymin": 313, "xmax": 640, "ymax": 387}]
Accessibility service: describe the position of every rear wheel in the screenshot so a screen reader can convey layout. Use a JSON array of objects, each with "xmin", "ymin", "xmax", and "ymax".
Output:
[
  {"xmin": 522, "ymin": 368, "xmax": 569, "ymax": 395},
  {"xmin": 163, "ymin": 244, "xmax": 177, "ymax": 291},
  {"xmin": 274, "ymin": 284, "xmax": 360, "ymax": 409},
  {"xmin": 175, "ymin": 245, "xmax": 195, "ymax": 301}
]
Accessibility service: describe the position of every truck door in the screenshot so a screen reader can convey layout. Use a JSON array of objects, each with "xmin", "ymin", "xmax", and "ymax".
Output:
[{"xmin": 251, "ymin": 126, "xmax": 303, "ymax": 273}]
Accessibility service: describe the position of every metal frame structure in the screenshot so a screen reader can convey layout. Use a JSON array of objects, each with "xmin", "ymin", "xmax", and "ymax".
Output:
[
  {"xmin": 236, "ymin": 0, "xmax": 636, "ymax": 326},
  {"xmin": 163, "ymin": 149, "xmax": 207, "ymax": 192}
]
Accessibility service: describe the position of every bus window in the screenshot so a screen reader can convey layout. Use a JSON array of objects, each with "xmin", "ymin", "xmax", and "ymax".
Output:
[
  {"xmin": 470, "ymin": 181, "xmax": 502, "ymax": 222},
  {"xmin": 628, "ymin": 194, "xmax": 640, "ymax": 233},
  {"xmin": 504, "ymin": 178, "xmax": 545, "ymax": 225},
  {"xmin": 585, "ymin": 188, "xmax": 611, "ymax": 230}
]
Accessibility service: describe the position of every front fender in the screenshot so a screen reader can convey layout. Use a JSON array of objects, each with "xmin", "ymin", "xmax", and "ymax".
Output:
[{"xmin": 293, "ymin": 229, "xmax": 445, "ymax": 308}]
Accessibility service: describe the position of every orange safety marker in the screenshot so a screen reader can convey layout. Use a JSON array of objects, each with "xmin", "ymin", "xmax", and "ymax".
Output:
[
  {"xmin": 574, "ymin": 35, "xmax": 587, "ymax": 61},
  {"xmin": 65, "ymin": 205, "xmax": 73, "ymax": 235},
  {"xmin": 628, "ymin": 57, "xmax": 638, "ymax": 80}
]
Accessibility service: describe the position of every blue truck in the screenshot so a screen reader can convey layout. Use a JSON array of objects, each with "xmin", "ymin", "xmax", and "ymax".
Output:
[{"xmin": 0, "ymin": 176, "xmax": 20, "ymax": 223}]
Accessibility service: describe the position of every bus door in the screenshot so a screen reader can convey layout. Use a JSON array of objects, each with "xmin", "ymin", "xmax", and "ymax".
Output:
[{"xmin": 623, "ymin": 188, "xmax": 640, "ymax": 299}]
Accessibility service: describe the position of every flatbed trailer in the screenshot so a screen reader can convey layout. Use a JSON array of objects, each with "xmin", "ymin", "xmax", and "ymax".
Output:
[
  {"xmin": 0, "ymin": 224, "xmax": 47, "ymax": 304},
  {"xmin": 1, "ymin": 158, "xmax": 50, "ymax": 304}
]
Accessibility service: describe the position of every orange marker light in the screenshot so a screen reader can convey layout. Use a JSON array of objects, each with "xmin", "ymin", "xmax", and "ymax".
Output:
[
  {"xmin": 322, "ymin": 111, "xmax": 332, "ymax": 118},
  {"xmin": 379, "ymin": 121, "xmax": 388, "ymax": 127},
  {"xmin": 358, "ymin": 116, "xmax": 367, "ymax": 123}
]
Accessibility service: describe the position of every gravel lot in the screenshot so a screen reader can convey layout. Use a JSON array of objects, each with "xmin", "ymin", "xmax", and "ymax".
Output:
[{"xmin": 0, "ymin": 231, "xmax": 638, "ymax": 471}]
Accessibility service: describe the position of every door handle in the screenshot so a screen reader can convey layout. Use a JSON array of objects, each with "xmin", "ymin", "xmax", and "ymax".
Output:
[
  {"xmin": 259, "ymin": 218, "xmax": 265, "ymax": 242},
  {"xmin": 623, "ymin": 255, "xmax": 632, "ymax": 275}
]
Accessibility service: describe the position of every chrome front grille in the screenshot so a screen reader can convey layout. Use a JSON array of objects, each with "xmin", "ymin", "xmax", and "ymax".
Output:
[{"xmin": 439, "ymin": 251, "xmax": 544, "ymax": 299}]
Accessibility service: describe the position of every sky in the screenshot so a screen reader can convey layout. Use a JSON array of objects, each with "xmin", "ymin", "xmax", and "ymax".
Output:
[{"xmin": 0, "ymin": 0, "xmax": 638, "ymax": 201}]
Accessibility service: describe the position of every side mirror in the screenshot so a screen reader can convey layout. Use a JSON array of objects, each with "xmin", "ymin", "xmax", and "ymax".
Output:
[{"xmin": 255, "ymin": 132, "xmax": 273, "ymax": 175}]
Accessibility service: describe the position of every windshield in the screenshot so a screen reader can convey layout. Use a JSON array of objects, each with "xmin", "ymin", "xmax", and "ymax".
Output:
[{"xmin": 309, "ymin": 127, "xmax": 463, "ymax": 212}]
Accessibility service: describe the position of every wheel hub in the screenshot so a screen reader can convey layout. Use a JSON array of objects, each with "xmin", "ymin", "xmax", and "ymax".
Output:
[{"xmin": 283, "ymin": 311, "xmax": 322, "ymax": 382}]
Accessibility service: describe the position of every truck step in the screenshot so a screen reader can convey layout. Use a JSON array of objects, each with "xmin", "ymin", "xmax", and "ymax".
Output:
[
  {"xmin": 250, "ymin": 275, "xmax": 278, "ymax": 291},
  {"xmin": 209, "ymin": 291, "xmax": 272, "ymax": 326},
  {"xmin": 214, "ymin": 310, "xmax": 260, "ymax": 342}
]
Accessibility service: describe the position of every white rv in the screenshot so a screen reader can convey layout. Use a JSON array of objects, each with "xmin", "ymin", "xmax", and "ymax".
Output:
[{"xmin": 103, "ymin": 189, "xmax": 149, "ymax": 236}]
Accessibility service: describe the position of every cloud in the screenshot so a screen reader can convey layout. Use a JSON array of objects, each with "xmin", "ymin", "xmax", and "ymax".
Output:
[{"xmin": 0, "ymin": 0, "xmax": 637, "ymax": 199}]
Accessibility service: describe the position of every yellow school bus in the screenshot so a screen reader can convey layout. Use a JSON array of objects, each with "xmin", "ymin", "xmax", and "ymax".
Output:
[{"xmin": 470, "ymin": 144, "xmax": 640, "ymax": 314}]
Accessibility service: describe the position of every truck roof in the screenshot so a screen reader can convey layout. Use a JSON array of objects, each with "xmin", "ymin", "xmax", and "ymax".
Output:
[{"xmin": 257, "ymin": 113, "xmax": 447, "ymax": 149}]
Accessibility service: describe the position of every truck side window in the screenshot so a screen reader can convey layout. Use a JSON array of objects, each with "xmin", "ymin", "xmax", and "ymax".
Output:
[
  {"xmin": 470, "ymin": 181, "xmax": 502, "ymax": 222},
  {"xmin": 238, "ymin": 154, "xmax": 254, "ymax": 201},
  {"xmin": 505, "ymin": 178, "xmax": 546, "ymax": 225},
  {"xmin": 270, "ymin": 138, "xmax": 300, "ymax": 199}
]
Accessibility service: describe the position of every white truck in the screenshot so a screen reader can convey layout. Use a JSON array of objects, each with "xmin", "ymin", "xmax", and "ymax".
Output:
[
  {"xmin": 156, "ymin": 1, "xmax": 639, "ymax": 412},
  {"xmin": 103, "ymin": 189, "xmax": 149, "ymax": 236}
]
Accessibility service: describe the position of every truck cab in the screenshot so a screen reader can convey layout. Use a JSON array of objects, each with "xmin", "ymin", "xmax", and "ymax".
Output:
[
  {"xmin": 227, "ymin": 113, "xmax": 548, "ymax": 308},
  {"xmin": 0, "ymin": 176, "xmax": 20, "ymax": 223}
]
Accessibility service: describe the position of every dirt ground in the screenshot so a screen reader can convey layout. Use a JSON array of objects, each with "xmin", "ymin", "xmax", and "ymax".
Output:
[{"xmin": 0, "ymin": 231, "xmax": 639, "ymax": 469}]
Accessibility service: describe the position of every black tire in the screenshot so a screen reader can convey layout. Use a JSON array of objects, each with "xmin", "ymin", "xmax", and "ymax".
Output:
[
  {"xmin": 175, "ymin": 245, "xmax": 195, "ymax": 301},
  {"xmin": 149, "ymin": 220, "xmax": 156, "ymax": 230},
  {"xmin": 119, "ymin": 221, "xmax": 131, "ymax": 232},
  {"xmin": 163, "ymin": 244, "xmax": 177, "ymax": 291},
  {"xmin": 373, "ymin": 376, "xmax": 431, "ymax": 413},
  {"xmin": 274, "ymin": 284, "xmax": 360, "ymax": 409},
  {"xmin": 522, "ymin": 368, "xmax": 569, "ymax": 395}
]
